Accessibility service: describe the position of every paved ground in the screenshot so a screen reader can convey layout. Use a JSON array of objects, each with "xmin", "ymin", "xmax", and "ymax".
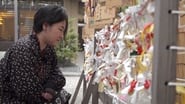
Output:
[
  {"xmin": 62, "ymin": 52, "xmax": 84, "ymax": 104},
  {"xmin": 64, "ymin": 75, "xmax": 84, "ymax": 104},
  {"xmin": 61, "ymin": 52, "xmax": 101, "ymax": 104}
]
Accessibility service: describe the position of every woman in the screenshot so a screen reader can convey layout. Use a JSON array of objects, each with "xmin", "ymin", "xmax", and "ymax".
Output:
[{"xmin": 0, "ymin": 5, "xmax": 70, "ymax": 104}]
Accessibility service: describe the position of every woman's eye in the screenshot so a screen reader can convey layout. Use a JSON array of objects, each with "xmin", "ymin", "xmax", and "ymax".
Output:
[{"xmin": 59, "ymin": 28, "xmax": 64, "ymax": 32}]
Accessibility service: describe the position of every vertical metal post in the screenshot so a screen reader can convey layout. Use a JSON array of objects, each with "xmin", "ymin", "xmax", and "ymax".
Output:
[
  {"xmin": 70, "ymin": 70, "xmax": 84, "ymax": 104},
  {"xmin": 152, "ymin": 0, "xmax": 178, "ymax": 104},
  {"xmin": 14, "ymin": 0, "xmax": 19, "ymax": 42},
  {"xmin": 81, "ymin": 71, "xmax": 96, "ymax": 104},
  {"xmin": 83, "ymin": 74, "xmax": 87, "ymax": 97},
  {"xmin": 92, "ymin": 84, "xmax": 99, "ymax": 104}
]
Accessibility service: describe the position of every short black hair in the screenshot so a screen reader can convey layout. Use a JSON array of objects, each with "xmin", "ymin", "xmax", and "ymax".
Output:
[{"xmin": 33, "ymin": 5, "xmax": 68, "ymax": 37}]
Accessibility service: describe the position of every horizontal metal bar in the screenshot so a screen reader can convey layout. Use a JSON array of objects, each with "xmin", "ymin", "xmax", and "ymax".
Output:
[
  {"xmin": 168, "ymin": 82, "xmax": 185, "ymax": 87},
  {"xmin": 169, "ymin": 10, "xmax": 185, "ymax": 14},
  {"xmin": 167, "ymin": 45, "xmax": 185, "ymax": 51}
]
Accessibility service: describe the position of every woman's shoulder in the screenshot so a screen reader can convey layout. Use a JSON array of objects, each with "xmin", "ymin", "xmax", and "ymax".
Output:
[{"xmin": 10, "ymin": 35, "xmax": 34, "ymax": 52}]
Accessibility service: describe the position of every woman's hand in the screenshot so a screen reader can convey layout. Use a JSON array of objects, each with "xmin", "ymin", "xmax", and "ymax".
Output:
[{"xmin": 42, "ymin": 92, "xmax": 53, "ymax": 101}]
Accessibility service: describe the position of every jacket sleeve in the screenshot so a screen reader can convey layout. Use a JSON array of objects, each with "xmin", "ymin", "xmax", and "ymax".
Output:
[
  {"xmin": 43, "ymin": 49, "xmax": 66, "ymax": 92},
  {"xmin": 9, "ymin": 47, "xmax": 45, "ymax": 103}
]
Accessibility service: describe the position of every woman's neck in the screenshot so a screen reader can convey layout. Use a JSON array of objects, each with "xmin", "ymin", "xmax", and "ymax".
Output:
[{"xmin": 36, "ymin": 32, "xmax": 47, "ymax": 51}]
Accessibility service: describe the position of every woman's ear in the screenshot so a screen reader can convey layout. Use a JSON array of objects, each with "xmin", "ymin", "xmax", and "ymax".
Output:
[{"xmin": 42, "ymin": 23, "xmax": 48, "ymax": 31}]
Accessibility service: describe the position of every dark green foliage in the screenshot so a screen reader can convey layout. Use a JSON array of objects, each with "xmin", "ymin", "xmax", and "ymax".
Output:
[{"xmin": 55, "ymin": 18, "xmax": 79, "ymax": 66}]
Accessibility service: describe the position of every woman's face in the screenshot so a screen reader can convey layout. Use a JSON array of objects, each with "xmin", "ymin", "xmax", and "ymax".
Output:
[{"xmin": 44, "ymin": 20, "xmax": 66, "ymax": 46}]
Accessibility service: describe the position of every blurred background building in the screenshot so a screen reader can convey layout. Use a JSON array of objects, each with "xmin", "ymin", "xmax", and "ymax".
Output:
[{"xmin": 0, "ymin": 0, "xmax": 85, "ymax": 51}]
